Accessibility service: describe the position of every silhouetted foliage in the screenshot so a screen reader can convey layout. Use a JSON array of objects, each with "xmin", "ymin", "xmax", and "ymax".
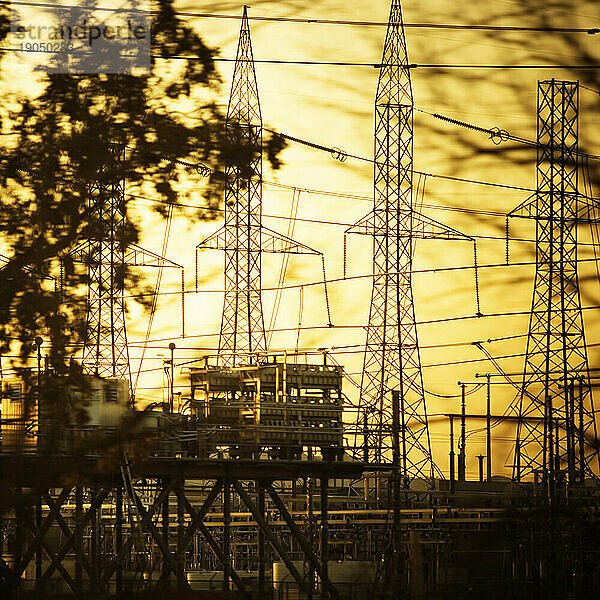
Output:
[{"xmin": 0, "ymin": 0, "xmax": 285, "ymax": 370}]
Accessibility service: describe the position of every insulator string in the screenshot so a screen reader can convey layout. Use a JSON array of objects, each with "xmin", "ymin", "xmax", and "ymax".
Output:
[
  {"xmin": 321, "ymin": 255, "xmax": 333, "ymax": 327},
  {"xmin": 295, "ymin": 287, "xmax": 304, "ymax": 361},
  {"xmin": 181, "ymin": 268, "xmax": 186, "ymax": 338},
  {"xmin": 473, "ymin": 241, "xmax": 482, "ymax": 316},
  {"xmin": 195, "ymin": 246, "xmax": 199, "ymax": 293},
  {"xmin": 505, "ymin": 216, "xmax": 510, "ymax": 265}
]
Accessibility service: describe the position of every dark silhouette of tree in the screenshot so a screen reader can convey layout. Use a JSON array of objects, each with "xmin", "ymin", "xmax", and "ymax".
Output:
[{"xmin": 0, "ymin": 0, "xmax": 284, "ymax": 370}]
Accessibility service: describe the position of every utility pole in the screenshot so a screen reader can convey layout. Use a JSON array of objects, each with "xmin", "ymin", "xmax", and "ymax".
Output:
[
  {"xmin": 486, "ymin": 373, "xmax": 492, "ymax": 481},
  {"xmin": 169, "ymin": 342, "xmax": 175, "ymax": 413},
  {"xmin": 458, "ymin": 383, "xmax": 466, "ymax": 482}
]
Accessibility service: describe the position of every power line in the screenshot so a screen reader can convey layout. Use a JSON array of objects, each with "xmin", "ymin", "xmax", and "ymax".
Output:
[
  {"xmin": 268, "ymin": 127, "xmax": 600, "ymax": 176},
  {"xmin": 3, "ymin": 46, "xmax": 600, "ymax": 70},
  {"xmin": 128, "ymin": 192, "xmax": 600, "ymax": 248},
  {"xmin": 3, "ymin": 2, "xmax": 598, "ymax": 33},
  {"xmin": 417, "ymin": 108, "xmax": 600, "ymax": 161},
  {"xmin": 208, "ymin": 59, "xmax": 600, "ymax": 69},
  {"xmin": 130, "ymin": 341, "xmax": 600, "ymax": 380},
  {"xmin": 118, "ymin": 303, "xmax": 600, "ymax": 342},
  {"xmin": 265, "ymin": 128, "xmax": 537, "ymax": 191}
]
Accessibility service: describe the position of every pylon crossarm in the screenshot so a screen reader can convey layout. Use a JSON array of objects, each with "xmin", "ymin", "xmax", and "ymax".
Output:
[
  {"xmin": 411, "ymin": 210, "xmax": 471, "ymax": 241},
  {"xmin": 196, "ymin": 225, "xmax": 227, "ymax": 251},
  {"xmin": 260, "ymin": 226, "xmax": 321, "ymax": 254},
  {"xmin": 70, "ymin": 242, "xmax": 182, "ymax": 268},
  {"xmin": 346, "ymin": 208, "xmax": 470, "ymax": 241},
  {"xmin": 345, "ymin": 210, "xmax": 375, "ymax": 236},
  {"xmin": 123, "ymin": 243, "xmax": 183, "ymax": 268},
  {"xmin": 509, "ymin": 193, "xmax": 600, "ymax": 222}
]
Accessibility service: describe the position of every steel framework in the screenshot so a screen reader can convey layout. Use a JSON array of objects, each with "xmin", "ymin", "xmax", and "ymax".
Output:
[
  {"xmin": 72, "ymin": 145, "xmax": 183, "ymax": 388},
  {"xmin": 198, "ymin": 8, "xmax": 320, "ymax": 367},
  {"xmin": 80, "ymin": 144, "xmax": 130, "ymax": 381},
  {"xmin": 510, "ymin": 79, "xmax": 600, "ymax": 484},
  {"xmin": 0, "ymin": 456, "xmax": 366, "ymax": 598},
  {"xmin": 346, "ymin": 1, "xmax": 469, "ymax": 480}
]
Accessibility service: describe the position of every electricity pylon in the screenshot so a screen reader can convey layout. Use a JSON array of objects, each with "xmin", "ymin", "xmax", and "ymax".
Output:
[
  {"xmin": 198, "ymin": 7, "xmax": 321, "ymax": 367},
  {"xmin": 72, "ymin": 144, "xmax": 183, "ymax": 389},
  {"xmin": 510, "ymin": 79, "xmax": 600, "ymax": 485},
  {"xmin": 346, "ymin": 1, "xmax": 470, "ymax": 482}
]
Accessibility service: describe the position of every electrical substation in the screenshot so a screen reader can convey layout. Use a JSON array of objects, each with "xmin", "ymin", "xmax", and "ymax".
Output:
[{"xmin": 1, "ymin": 2, "xmax": 600, "ymax": 599}]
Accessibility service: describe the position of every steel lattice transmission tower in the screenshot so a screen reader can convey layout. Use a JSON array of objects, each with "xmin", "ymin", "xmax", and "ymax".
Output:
[
  {"xmin": 73, "ymin": 145, "xmax": 182, "ymax": 388},
  {"xmin": 198, "ymin": 7, "xmax": 321, "ymax": 367},
  {"xmin": 510, "ymin": 79, "xmax": 600, "ymax": 484},
  {"xmin": 80, "ymin": 144, "xmax": 130, "ymax": 381},
  {"xmin": 347, "ymin": 1, "xmax": 470, "ymax": 480}
]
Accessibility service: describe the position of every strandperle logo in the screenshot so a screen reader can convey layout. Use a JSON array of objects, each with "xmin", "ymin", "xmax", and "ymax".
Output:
[
  {"xmin": 8, "ymin": 2, "xmax": 151, "ymax": 74},
  {"xmin": 13, "ymin": 20, "xmax": 149, "ymax": 46}
]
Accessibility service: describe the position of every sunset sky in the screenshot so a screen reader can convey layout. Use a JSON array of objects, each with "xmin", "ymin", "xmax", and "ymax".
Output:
[
  {"xmin": 2, "ymin": 0, "xmax": 600, "ymax": 478},
  {"xmin": 129, "ymin": 0, "xmax": 600, "ymax": 479}
]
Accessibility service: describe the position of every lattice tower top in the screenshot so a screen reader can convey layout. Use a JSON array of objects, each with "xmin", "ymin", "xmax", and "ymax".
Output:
[
  {"xmin": 376, "ymin": 2, "xmax": 412, "ymax": 107},
  {"xmin": 228, "ymin": 6, "xmax": 262, "ymax": 126}
]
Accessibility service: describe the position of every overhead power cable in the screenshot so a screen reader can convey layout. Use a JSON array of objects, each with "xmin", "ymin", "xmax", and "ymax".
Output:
[
  {"xmin": 3, "ymin": 45, "xmax": 600, "ymax": 70},
  {"xmin": 417, "ymin": 108, "xmax": 600, "ymax": 161},
  {"xmin": 208, "ymin": 59, "xmax": 600, "ymax": 69},
  {"xmin": 3, "ymin": 2, "xmax": 598, "ymax": 33},
  {"xmin": 263, "ymin": 128, "xmax": 536, "ymax": 192},
  {"xmin": 128, "ymin": 192, "xmax": 600, "ymax": 248}
]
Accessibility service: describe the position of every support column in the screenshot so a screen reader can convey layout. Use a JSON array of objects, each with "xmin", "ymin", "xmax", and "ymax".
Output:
[
  {"xmin": 257, "ymin": 481, "xmax": 266, "ymax": 596},
  {"xmin": 320, "ymin": 477, "xmax": 329, "ymax": 599},
  {"xmin": 90, "ymin": 488, "xmax": 98, "ymax": 582},
  {"xmin": 177, "ymin": 478, "xmax": 185, "ymax": 591},
  {"xmin": 458, "ymin": 383, "xmax": 466, "ymax": 481},
  {"xmin": 15, "ymin": 490, "xmax": 24, "ymax": 586},
  {"xmin": 223, "ymin": 477, "xmax": 231, "ymax": 592},
  {"xmin": 75, "ymin": 486, "xmax": 83, "ymax": 593},
  {"xmin": 115, "ymin": 484, "xmax": 123, "ymax": 595},
  {"xmin": 307, "ymin": 471, "xmax": 315, "ymax": 598},
  {"xmin": 486, "ymin": 374, "xmax": 492, "ymax": 481},
  {"xmin": 449, "ymin": 417, "xmax": 455, "ymax": 494},
  {"xmin": 477, "ymin": 455, "xmax": 485, "ymax": 482},
  {"xmin": 162, "ymin": 478, "xmax": 170, "ymax": 581},
  {"xmin": 391, "ymin": 391, "xmax": 402, "ymax": 595},
  {"xmin": 579, "ymin": 377, "xmax": 585, "ymax": 484},
  {"xmin": 35, "ymin": 499, "xmax": 42, "ymax": 590}
]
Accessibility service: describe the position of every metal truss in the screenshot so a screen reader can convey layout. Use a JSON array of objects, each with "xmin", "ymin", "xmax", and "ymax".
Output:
[
  {"xmin": 346, "ymin": 1, "xmax": 470, "ymax": 482},
  {"xmin": 197, "ymin": 8, "xmax": 320, "ymax": 367},
  {"xmin": 1, "ymin": 465, "xmax": 350, "ymax": 599},
  {"xmin": 510, "ymin": 80, "xmax": 600, "ymax": 484},
  {"xmin": 75, "ymin": 145, "xmax": 182, "ymax": 388}
]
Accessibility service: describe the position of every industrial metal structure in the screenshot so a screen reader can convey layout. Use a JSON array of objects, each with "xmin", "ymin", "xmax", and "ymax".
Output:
[
  {"xmin": 71, "ymin": 144, "xmax": 183, "ymax": 387},
  {"xmin": 2, "ymin": 2, "xmax": 600, "ymax": 600},
  {"xmin": 346, "ymin": 2, "xmax": 471, "ymax": 479},
  {"xmin": 509, "ymin": 80, "xmax": 600, "ymax": 485},
  {"xmin": 197, "ymin": 7, "xmax": 321, "ymax": 367},
  {"xmin": 188, "ymin": 355, "xmax": 344, "ymax": 460},
  {"xmin": 79, "ymin": 144, "xmax": 130, "ymax": 381}
]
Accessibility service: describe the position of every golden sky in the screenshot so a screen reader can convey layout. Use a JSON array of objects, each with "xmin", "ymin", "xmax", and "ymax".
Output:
[
  {"xmin": 134, "ymin": 0, "xmax": 600, "ymax": 478},
  {"xmin": 3, "ymin": 0, "xmax": 600, "ymax": 478}
]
